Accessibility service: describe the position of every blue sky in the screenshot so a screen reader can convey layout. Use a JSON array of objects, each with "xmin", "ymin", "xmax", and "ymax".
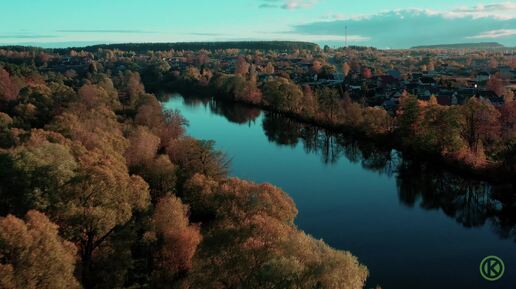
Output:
[{"xmin": 0, "ymin": 0, "xmax": 515, "ymax": 48}]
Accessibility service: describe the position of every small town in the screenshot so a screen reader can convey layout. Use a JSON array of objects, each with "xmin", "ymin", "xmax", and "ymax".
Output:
[{"xmin": 10, "ymin": 41, "xmax": 513, "ymax": 113}]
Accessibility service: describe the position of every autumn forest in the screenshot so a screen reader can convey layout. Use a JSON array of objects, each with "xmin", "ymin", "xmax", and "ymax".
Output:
[
  {"xmin": 0, "ymin": 44, "xmax": 370, "ymax": 289},
  {"xmin": 0, "ymin": 39, "xmax": 515, "ymax": 289}
]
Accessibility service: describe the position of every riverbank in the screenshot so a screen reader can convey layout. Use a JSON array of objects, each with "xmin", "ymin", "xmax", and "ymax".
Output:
[
  {"xmin": 164, "ymin": 95, "xmax": 516, "ymax": 289},
  {"xmin": 160, "ymin": 80, "xmax": 515, "ymax": 183}
]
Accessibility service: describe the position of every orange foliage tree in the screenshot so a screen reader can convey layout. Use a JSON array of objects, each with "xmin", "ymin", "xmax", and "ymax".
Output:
[
  {"xmin": 150, "ymin": 196, "xmax": 202, "ymax": 285},
  {"xmin": 0, "ymin": 211, "xmax": 80, "ymax": 289}
]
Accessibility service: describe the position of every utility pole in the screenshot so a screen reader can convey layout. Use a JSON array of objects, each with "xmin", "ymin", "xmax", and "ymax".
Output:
[{"xmin": 345, "ymin": 25, "xmax": 348, "ymax": 48}]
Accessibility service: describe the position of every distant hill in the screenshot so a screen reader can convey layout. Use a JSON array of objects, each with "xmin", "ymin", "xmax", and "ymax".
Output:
[
  {"xmin": 62, "ymin": 41, "xmax": 320, "ymax": 53},
  {"xmin": 411, "ymin": 42, "xmax": 505, "ymax": 49}
]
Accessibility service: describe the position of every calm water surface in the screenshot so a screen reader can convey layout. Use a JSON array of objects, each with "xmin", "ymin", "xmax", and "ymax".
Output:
[{"xmin": 164, "ymin": 94, "xmax": 516, "ymax": 289}]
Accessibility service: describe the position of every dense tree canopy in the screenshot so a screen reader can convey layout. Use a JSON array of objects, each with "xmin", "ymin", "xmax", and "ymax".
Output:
[
  {"xmin": 0, "ymin": 211, "xmax": 80, "ymax": 289},
  {"xmin": 183, "ymin": 174, "xmax": 368, "ymax": 289},
  {"xmin": 64, "ymin": 41, "xmax": 319, "ymax": 54},
  {"xmin": 150, "ymin": 196, "xmax": 202, "ymax": 286},
  {"xmin": 263, "ymin": 78, "xmax": 304, "ymax": 113},
  {"xmin": 0, "ymin": 57, "xmax": 370, "ymax": 289}
]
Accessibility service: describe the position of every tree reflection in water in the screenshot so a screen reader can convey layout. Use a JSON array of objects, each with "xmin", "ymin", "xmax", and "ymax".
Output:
[
  {"xmin": 180, "ymin": 95, "xmax": 516, "ymax": 243},
  {"xmin": 179, "ymin": 95, "xmax": 261, "ymax": 126},
  {"xmin": 398, "ymin": 162, "xmax": 516, "ymax": 241}
]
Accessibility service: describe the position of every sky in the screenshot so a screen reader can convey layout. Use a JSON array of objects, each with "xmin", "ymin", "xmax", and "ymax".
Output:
[{"xmin": 0, "ymin": 0, "xmax": 515, "ymax": 48}]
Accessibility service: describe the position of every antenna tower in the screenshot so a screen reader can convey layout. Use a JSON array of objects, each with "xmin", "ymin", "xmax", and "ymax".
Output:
[{"xmin": 345, "ymin": 25, "xmax": 348, "ymax": 48}]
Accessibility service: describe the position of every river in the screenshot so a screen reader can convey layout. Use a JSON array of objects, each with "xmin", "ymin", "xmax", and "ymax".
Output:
[{"xmin": 164, "ymin": 94, "xmax": 515, "ymax": 289}]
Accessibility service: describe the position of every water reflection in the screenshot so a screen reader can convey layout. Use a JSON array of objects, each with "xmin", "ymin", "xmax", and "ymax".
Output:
[
  {"xmin": 262, "ymin": 111, "xmax": 399, "ymax": 171},
  {"xmin": 176, "ymin": 95, "xmax": 516, "ymax": 243},
  {"xmin": 181, "ymin": 96, "xmax": 261, "ymax": 125}
]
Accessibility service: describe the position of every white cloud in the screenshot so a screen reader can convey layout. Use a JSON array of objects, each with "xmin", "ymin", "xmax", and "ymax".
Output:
[
  {"xmin": 293, "ymin": 3, "xmax": 516, "ymax": 48},
  {"xmin": 452, "ymin": 2, "xmax": 516, "ymax": 19},
  {"xmin": 467, "ymin": 29, "xmax": 516, "ymax": 39},
  {"xmin": 319, "ymin": 2, "xmax": 516, "ymax": 21},
  {"xmin": 258, "ymin": 0, "xmax": 319, "ymax": 10},
  {"xmin": 321, "ymin": 13, "xmax": 345, "ymax": 20},
  {"xmin": 321, "ymin": 13, "xmax": 371, "ymax": 21},
  {"xmin": 386, "ymin": 5, "xmax": 516, "ymax": 21},
  {"xmin": 282, "ymin": 0, "xmax": 319, "ymax": 10}
]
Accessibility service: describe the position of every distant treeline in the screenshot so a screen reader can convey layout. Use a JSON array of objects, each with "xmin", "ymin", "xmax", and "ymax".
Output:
[
  {"xmin": 62, "ymin": 41, "xmax": 320, "ymax": 53},
  {"xmin": 411, "ymin": 42, "xmax": 505, "ymax": 49},
  {"xmin": 0, "ymin": 45, "xmax": 47, "ymax": 52}
]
